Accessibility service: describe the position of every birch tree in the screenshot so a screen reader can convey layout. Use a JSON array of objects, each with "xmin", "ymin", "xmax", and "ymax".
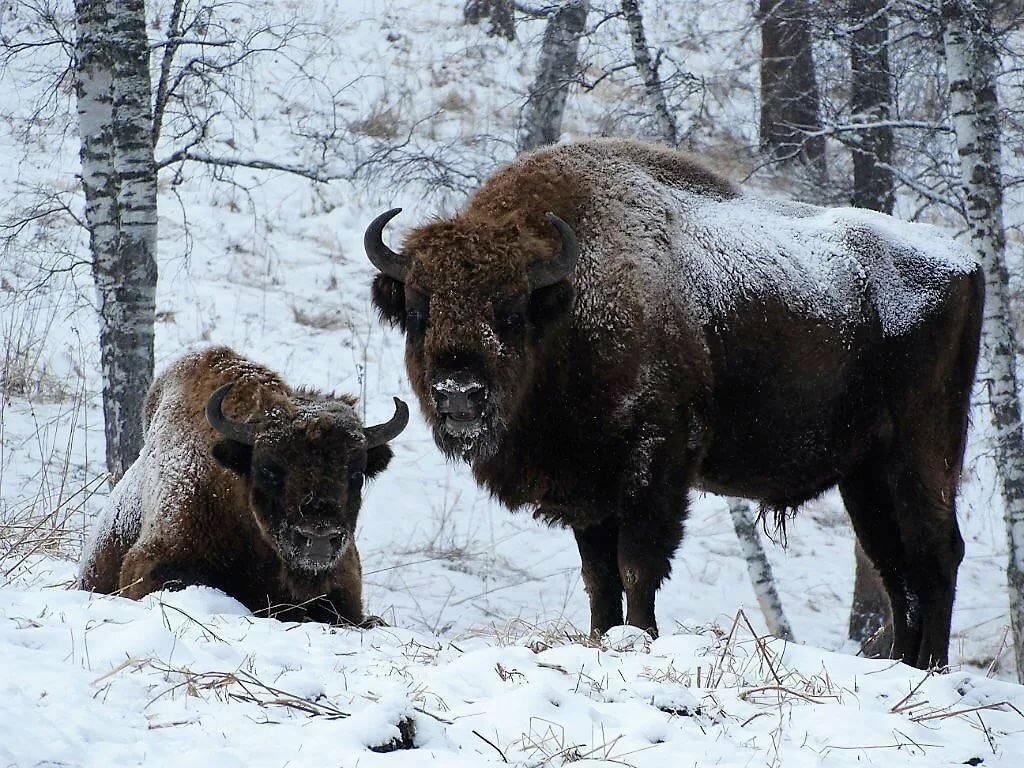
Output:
[
  {"xmin": 621, "ymin": 0, "xmax": 678, "ymax": 146},
  {"xmin": 728, "ymin": 499, "xmax": 794, "ymax": 640},
  {"xmin": 74, "ymin": 0, "xmax": 157, "ymax": 484},
  {"xmin": 519, "ymin": 0, "xmax": 589, "ymax": 151},
  {"xmin": 942, "ymin": 0, "xmax": 1024, "ymax": 681}
]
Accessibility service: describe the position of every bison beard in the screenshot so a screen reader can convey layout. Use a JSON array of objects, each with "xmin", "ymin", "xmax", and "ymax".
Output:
[{"xmin": 366, "ymin": 138, "xmax": 983, "ymax": 671}]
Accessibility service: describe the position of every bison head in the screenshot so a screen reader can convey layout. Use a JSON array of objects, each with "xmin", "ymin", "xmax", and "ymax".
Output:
[
  {"xmin": 206, "ymin": 384, "xmax": 408, "ymax": 572},
  {"xmin": 365, "ymin": 208, "xmax": 577, "ymax": 460}
]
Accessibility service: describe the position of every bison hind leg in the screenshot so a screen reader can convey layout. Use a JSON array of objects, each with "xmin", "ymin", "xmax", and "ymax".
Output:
[{"xmin": 840, "ymin": 452, "xmax": 963, "ymax": 670}]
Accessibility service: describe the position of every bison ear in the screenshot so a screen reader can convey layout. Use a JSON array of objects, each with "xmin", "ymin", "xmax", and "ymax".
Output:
[
  {"xmin": 211, "ymin": 439, "xmax": 253, "ymax": 477},
  {"xmin": 371, "ymin": 274, "xmax": 406, "ymax": 328},
  {"xmin": 365, "ymin": 444, "xmax": 394, "ymax": 478},
  {"xmin": 528, "ymin": 280, "xmax": 575, "ymax": 333}
]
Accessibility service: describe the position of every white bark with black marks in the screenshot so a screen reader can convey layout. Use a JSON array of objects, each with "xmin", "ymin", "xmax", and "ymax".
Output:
[
  {"xmin": 728, "ymin": 499, "xmax": 794, "ymax": 641},
  {"xmin": 518, "ymin": 0, "xmax": 589, "ymax": 152},
  {"xmin": 942, "ymin": 0, "xmax": 1024, "ymax": 681},
  {"xmin": 75, "ymin": 0, "xmax": 158, "ymax": 484},
  {"xmin": 620, "ymin": 0, "xmax": 677, "ymax": 146}
]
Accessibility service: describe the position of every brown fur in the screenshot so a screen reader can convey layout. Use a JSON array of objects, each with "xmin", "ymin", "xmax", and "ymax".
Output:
[
  {"xmin": 368, "ymin": 138, "xmax": 984, "ymax": 669},
  {"xmin": 80, "ymin": 346, "xmax": 399, "ymax": 625}
]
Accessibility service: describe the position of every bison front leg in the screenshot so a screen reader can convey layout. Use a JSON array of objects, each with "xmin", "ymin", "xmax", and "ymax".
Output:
[{"xmin": 572, "ymin": 518, "xmax": 624, "ymax": 635}]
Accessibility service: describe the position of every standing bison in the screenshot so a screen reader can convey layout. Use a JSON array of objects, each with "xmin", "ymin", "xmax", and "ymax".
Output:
[
  {"xmin": 80, "ymin": 346, "xmax": 408, "ymax": 625},
  {"xmin": 365, "ymin": 138, "xmax": 983, "ymax": 669}
]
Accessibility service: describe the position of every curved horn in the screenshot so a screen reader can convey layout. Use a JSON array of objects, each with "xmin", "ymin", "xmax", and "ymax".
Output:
[
  {"xmin": 529, "ymin": 212, "xmax": 579, "ymax": 290},
  {"xmin": 364, "ymin": 208, "xmax": 410, "ymax": 283},
  {"xmin": 205, "ymin": 383, "xmax": 256, "ymax": 446},
  {"xmin": 364, "ymin": 397, "xmax": 410, "ymax": 448}
]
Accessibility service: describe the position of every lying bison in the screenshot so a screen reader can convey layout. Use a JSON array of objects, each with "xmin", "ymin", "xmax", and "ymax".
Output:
[
  {"xmin": 365, "ymin": 138, "xmax": 983, "ymax": 669},
  {"xmin": 80, "ymin": 346, "xmax": 408, "ymax": 625}
]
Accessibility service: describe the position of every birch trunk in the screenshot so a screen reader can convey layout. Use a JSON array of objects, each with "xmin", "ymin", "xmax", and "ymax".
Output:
[
  {"xmin": 728, "ymin": 499, "xmax": 794, "ymax": 641},
  {"xmin": 620, "ymin": 0, "xmax": 678, "ymax": 146},
  {"xmin": 942, "ymin": 0, "xmax": 1024, "ymax": 681},
  {"xmin": 75, "ymin": 0, "xmax": 158, "ymax": 484},
  {"xmin": 518, "ymin": 0, "xmax": 589, "ymax": 152}
]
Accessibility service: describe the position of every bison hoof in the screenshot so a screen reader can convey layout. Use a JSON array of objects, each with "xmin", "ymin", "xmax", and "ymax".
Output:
[{"xmin": 358, "ymin": 614, "xmax": 388, "ymax": 629}]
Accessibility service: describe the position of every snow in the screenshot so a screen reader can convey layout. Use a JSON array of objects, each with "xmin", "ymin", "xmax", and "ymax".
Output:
[
  {"xmin": 550, "ymin": 139, "xmax": 978, "ymax": 339},
  {"xmin": 3, "ymin": 583, "xmax": 1023, "ymax": 767},
  {"xmin": 2, "ymin": 0, "xmax": 1024, "ymax": 765}
]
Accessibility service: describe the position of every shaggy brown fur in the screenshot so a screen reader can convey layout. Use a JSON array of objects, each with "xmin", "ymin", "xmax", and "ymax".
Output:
[
  {"xmin": 367, "ymin": 138, "xmax": 984, "ymax": 669},
  {"xmin": 79, "ymin": 346, "xmax": 406, "ymax": 625}
]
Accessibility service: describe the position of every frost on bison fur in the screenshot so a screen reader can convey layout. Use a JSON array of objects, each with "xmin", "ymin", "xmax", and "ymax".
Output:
[
  {"xmin": 365, "ymin": 138, "xmax": 984, "ymax": 669},
  {"xmin": 79, "ymin": 346, "xmax": 409, "ymax": 625}
]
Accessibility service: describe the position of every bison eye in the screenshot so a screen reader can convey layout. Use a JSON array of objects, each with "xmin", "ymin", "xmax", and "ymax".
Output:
[
  {"xmin": 405, "ymin": 308, "xmax": 427, "ymax": 334},
  {"xmin": 257, "ymin": 464, "xmax": 285, "ymax": 488},
  {"xmin": 348, "ymin": 470, "xmax": 364, "ymax": 491},
  {"xmin": 502, "ymin": 311, "xmax": 524, "ymax": 330},
  {"xmin": 495, "ymin": 296, "xmax": 528, "ymax": 336}
]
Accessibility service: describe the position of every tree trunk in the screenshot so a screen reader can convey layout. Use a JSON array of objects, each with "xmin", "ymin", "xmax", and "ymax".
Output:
[
  {"xmin": 849, "ymin": 0, "xmax": 894, "ymax": 213},
  {"xmin": 849, "ymin": 541, "xmax": 892, "ymax": 654},
  {"xmin": 942, "ymin": 0, "xmax": 1024, "ymax": 681},
  {"xmin": 758, "ymin": 0, "xmax": 825, "ymax": 168},
  {"xmin": 75, "ymin": 0, "xmax": 158, "ymax": 484},
  {"xmin": 621, "ymin": 0, "xmax": 678, "ymax": 146},
  {"xmin": 728, "ymin": 499, "xmax": 794, "ymax": 641},
  {"xmin": 464, "ymin": 0, "xmax": 516, "ymax": 40},
  {"xmin": 846, "ymin": 0, "xmax": 894, "ymax": 648},
  {"xmin": 518, "ymin": 0, "xmax": 589, "ymax": 152}
]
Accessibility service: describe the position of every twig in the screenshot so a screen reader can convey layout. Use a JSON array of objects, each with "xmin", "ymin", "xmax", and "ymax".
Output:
[
  {"xmin": 911, "ymin": 701, "xmax": 1011, "ymax": 723},
  {"xmin": 739, "ymin": 685, "xmax": 836, "ymax": 705},
  {"xmin": 472, "ymin": 730, "xmax": 509, "ymax": 763},
  {"xmin": 889, "ymin": 671, "xmax": 932, "ymax": 714}
]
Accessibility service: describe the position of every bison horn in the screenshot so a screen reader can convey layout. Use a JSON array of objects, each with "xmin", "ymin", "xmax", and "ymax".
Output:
[
  {"xmin": 364, "ymin": 208, "xmax": 410, "ymax": 283},
  {"xmin": 206, "ymin": 383, "xmax": 256, "ymax": 446},
  {"xmin": 364, "ymin": 397, "xmax": 410, "ymax": 448},
  {"xmin": 529, "ymin": 212, "xmax": 579, "ymax": 290}
]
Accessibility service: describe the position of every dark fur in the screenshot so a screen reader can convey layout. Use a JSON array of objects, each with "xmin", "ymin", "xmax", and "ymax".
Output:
[
  {"xmin": 79, "ymin": 346, "xmax": 397, "ymax": 625},
  {"xmin": 369, "ymin": 139, "xmax": 984, "ymax": 669}
]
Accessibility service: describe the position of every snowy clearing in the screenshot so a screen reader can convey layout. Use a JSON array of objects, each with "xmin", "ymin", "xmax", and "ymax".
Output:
[
  {"xmin": 3, "ymin": 581, "xmax": 1023, "ymax": 767},
  {"xmin": 3, "ymin": 0, "xmax": 1024, "ymax": 765}
]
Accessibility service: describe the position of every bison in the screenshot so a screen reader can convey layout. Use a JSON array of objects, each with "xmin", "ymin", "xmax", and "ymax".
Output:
[
  {"xmin": 79, "ymin": 346, "xmax": 409, "ymax": 625},
  {"xmin": 364, "ymin": 138, "xmax": 984, "ymax": 669}
]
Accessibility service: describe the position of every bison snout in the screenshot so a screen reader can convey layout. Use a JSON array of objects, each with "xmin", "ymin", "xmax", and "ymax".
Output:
[
  {"xmin": 288, "ymin": 524, "xmax": 348, "ymax": 569},
  {"xmin": 431, "ymin": 379, "xmax": 487, "ymax": 422}
]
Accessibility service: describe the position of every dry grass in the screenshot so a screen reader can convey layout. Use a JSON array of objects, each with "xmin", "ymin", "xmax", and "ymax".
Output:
[
  {"xmin": 291, "ymin": 305, "xmax": 349, "ymax": 330},
  {"xmin": 0, "ymin": 472, "xmax": 106, "ymax": 580}
]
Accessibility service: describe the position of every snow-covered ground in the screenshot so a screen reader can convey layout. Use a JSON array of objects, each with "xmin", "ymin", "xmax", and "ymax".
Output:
[{"xmin": 2, "ymin": 1, "xmax": 1023, "ymax": 765}]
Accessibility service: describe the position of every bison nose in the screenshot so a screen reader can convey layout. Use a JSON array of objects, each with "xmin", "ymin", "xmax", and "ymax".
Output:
[
  {"xmin": 431, "ymin": 380, "xmax": 487, "ymax": 421},
  {"xmin": 292, "ymin": 524, "xmax": 347, "ymax": 567}
]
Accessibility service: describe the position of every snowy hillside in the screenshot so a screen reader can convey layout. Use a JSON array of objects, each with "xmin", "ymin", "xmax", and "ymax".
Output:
[{"xmin": 2, "ymin": 0, "xmax": 1023, "ymax": 765}]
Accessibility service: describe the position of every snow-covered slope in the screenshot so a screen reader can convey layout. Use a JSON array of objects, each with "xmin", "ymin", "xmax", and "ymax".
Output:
[
  {"xmin": 2, "ymin": 1, "xmax": 1023, "ymax": 765},
  {"xmin": 3, "ymin": 583, "xmax": 1023, "ymax": 767}
]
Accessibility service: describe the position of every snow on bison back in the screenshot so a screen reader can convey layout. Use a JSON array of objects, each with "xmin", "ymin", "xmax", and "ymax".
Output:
[{"xmin": 364, "ymin": 138, "xmax": 984, "ymax": 670}]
